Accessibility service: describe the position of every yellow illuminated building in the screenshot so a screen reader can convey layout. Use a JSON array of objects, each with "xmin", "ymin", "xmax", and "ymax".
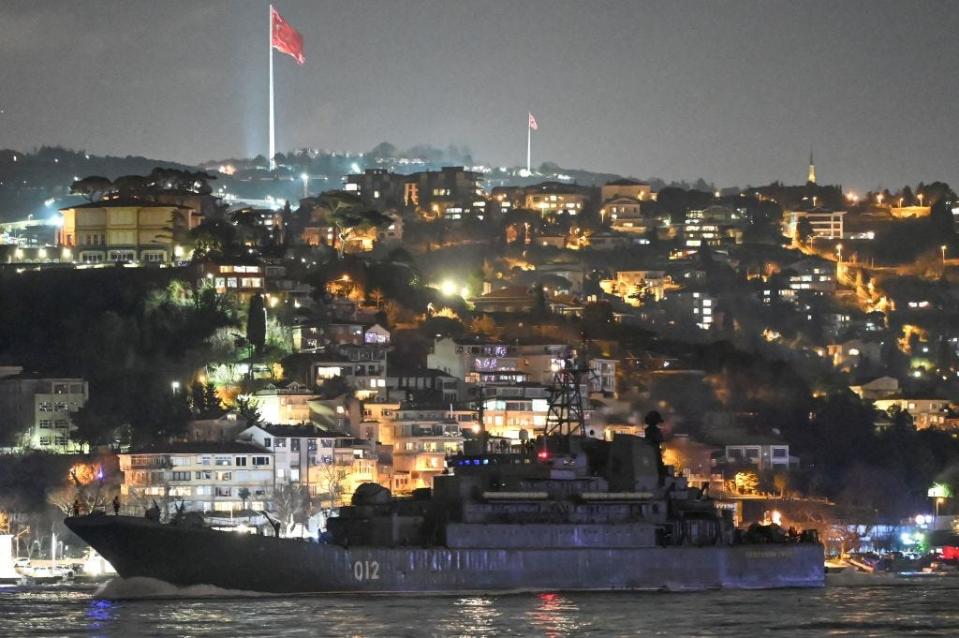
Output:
[{"xmin": 58, "ymin": 199, "xmax": 198, "ymax": 264}]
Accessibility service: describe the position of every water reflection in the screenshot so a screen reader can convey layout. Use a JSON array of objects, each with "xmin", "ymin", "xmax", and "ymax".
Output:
[
  {"xmin": 527, "ymin": 592, "xmax": 585, "ymax": 637},
  {"xmin": 451, "ymin": 596, "xmax": 499, "ymax": 636}
]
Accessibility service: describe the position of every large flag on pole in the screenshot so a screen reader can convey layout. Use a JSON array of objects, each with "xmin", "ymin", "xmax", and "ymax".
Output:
[
  {"xmin": 528, "ymin": 112, "xmax": 538, "ymax": 131},
  {"xmin": 272, "ymin": 7, "xmax": 305, "ymax": 64}
]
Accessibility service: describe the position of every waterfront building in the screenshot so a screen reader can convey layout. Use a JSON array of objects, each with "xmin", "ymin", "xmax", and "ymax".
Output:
[
  {"xmin": 237, "ymin": 423, "xmax": 345, "ymax": 486},
  {"xmin": 118, "ymin": 441, "xmax": 274, "ymax": 514}
]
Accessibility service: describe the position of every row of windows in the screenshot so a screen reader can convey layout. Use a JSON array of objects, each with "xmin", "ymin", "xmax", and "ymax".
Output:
[
  {"xmin": 37, "ymin": 419, "xmax": 70, "ymax": 429},
  {"xmin": 38, "ymin": 401, "xmax": 77, "ymax": 412},
  {"xmin": 38, "ymin": 437, "xmax": 69, "ymax": 447}
]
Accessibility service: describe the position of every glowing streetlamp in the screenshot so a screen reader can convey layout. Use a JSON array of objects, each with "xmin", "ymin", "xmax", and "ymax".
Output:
[
  {"xmin": 918, "ymin": 193, "xmax": 925, "ymax": 207},
  {"xmin": 899, "ymin": 197, "xmax": 904, "ymax": 209},
  {"xmin": 171, "ymin": 381, "xmax": 180, "ymax": 395},
  {"xmin": 876, "ymin": 193, "xmax": 884, "ymax": 206},
  {"xmin": 300, "ymin": 173, "xmax": 309, "ymax": 198},
  {"xmin": 942, "ymin": 245, "xmax": 947, "ymax": 267}
]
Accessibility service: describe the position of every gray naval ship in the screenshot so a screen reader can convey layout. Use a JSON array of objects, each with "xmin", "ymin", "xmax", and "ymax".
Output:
[
  {"xmin": 66, "ymin": 351, "xmax": 823, "ymax": 593},
  {"xmin": 66, "ymin": 430, "xmax": 823, "ymax": 593}
]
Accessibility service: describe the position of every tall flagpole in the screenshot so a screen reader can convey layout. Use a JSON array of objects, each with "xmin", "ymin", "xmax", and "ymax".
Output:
[
  {"xmin": 268, "ymin": 5, "xmax": 275, "ymax": 170},
  {"xmin": 526, "ymin": 116, "xmax": 531, "ymax": 174}
]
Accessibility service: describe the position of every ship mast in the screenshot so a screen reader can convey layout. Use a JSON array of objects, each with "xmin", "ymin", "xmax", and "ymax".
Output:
[{"xmin": 543, "ymin": 338, "xmax": 589, "ymax": 439}]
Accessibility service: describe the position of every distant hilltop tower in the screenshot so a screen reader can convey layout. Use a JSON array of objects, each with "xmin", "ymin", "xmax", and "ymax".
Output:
[{"xmin": 807, "ymin": 149, "xmax": 816, "ymax": 185}]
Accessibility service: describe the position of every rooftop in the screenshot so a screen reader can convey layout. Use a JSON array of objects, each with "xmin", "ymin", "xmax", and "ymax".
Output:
[{"xmin": 127, "ymin": 441, "xmax": 269, "ymax": 455}]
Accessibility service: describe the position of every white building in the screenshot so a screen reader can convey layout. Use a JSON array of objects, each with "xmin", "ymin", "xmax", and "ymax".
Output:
[
  {"xmin": 237, "ymin": 423, "xmax": 345, "ymax": 487},
  {"xmin": 784, "ymin": 208, "xmax": 846, "ymax": 240},
  {"xmin": 722, "ymin": 444, "xmax": 795, "ymax": 471},
  {"xmin": 251, "ymin": 382, "xmax": 316, "ymax": 425},
  {"xmin": 0, "ymin": 372, "xmax": 88, "ymax": 453},
  {"xmin": 119, "ymin": 442, "xmax": 274, "ymax": 514}
]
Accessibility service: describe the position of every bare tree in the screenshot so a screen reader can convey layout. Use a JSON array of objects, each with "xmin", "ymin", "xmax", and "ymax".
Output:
[
  {"xmin": 314, "ymin": 461, "xmax": 350, "ymax": 509},
  {"xmin": 272, "ymin": 483, "xmax": 308, "ymax": 536}
]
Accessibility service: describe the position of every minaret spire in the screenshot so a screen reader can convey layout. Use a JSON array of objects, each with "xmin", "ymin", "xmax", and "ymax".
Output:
[{"xmin": 807, "ymin": 148, "xmax": 816, "ymax": 184}]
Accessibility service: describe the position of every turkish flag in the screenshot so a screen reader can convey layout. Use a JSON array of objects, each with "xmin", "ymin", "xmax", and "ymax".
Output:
[{"xmin": 272, "ymin": 7, "xmax": 305, "ymax": 65}]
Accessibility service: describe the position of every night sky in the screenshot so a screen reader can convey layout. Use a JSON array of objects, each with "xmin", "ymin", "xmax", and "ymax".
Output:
[{"xmin": 1, "ymin": 0, "xmax": 957, "ymax": 190}]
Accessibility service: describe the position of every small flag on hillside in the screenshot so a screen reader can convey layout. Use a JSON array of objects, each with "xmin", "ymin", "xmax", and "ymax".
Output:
[
  {"xmin": 528, "ymin": 112, "xmax": 538, "ymax": 131},
  {"xmin": 272, "ymin": 6, "xmax": 305, "ymax": 64}
]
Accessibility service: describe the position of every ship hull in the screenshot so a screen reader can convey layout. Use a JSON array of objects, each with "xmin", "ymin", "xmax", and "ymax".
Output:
[{"xmin": 66, "ymin": 515, "xmax": 823, "ymax": 593}]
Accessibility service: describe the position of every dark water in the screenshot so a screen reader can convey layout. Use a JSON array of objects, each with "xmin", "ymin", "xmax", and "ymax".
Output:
[{"xmin": 2, "ymin": 580, "xmax": 959, "ymax": 637}]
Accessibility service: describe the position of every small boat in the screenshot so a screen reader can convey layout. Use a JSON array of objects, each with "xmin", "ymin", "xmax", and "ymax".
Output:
[{"xmin": 17, "ymin": 565, "xmax": 75, "ymax": 585}]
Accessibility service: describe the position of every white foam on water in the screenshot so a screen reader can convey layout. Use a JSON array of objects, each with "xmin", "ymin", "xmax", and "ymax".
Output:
[{"xmin": 94, "ymin": 576, "xmax": 271, "ymax": 600}]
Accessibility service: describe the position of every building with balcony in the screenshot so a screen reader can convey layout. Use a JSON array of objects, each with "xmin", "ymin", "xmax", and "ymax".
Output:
[
  {"xmin": 784, "ymin": 208, "xmax": 846, "ymax": 240},
  {"xmin": 390, "ymin": 420, "xmax": 464, "ymax": 492},
  {"xmin": 310, "ymin": 344, "xmax": 388, "ymax": 401},
  {"xmin": 118, "ymin": 441, "xmax": 274, "ymax": 514},
  {"xmin": 523, "ymin": 182, "xmax": 591, "ymax": 217},
  {"xmin": 58, "ymin": 199, "xmax": 200, "ymax": 264},
  {"xmin": 237, "ymin": 423, "xmax": 346, "ymax": 488},
  {"xmin": 784, "ymin": 258, "xmax": 837, "ymax": 295},
  {"xmin": 344, "ymin": 167, "xmax": 485, "ymax": 219},
  {"xmin": 251, "ymin": 382, "xmax": 317, "ymax": 425}
]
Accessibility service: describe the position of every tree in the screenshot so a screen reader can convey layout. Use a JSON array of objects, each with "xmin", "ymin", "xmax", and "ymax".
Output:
[
  {"xmin": 328, "ymin": 207, "xmax": 392, "ymax": 259},
  {"xmin": 315, "ymin": 461, "xmax": 350, "ymax": 509},
  {"xmin": 368, "ymin": 142, "xmax": 397, "ymax": 160},
  {"xmin": 235, "ymin": 396, "xmax": 263, "ymax": 427},
  {"xmin": 112, "ymin": 174, "xmax": 149, "ymax": 198},
  {"xmin": 734, "ymin": 471, "xmax": 760, "ymax": 495},
  {"xmin": 532, "ymin": 283, "xmax": 548, "ymax": 318},
  {"xmin": 69, "ymin": 176, "xmax": 112, "ymax": 202},
  {"xmin": 796, "ymin": 218, "xmax": 815, "ymax": 245},
  {"xmin": 246, "ymin": 293, "xmax": 267, "ymax": 358},
  {"xmin": 191, "ymin": 381, "xmax": 225, "ymax": 419},
  {"xmin": 71, "ymin": 393, "xmax": 126, "ymax": 449},
  {"xmin": 471, "ymin": 315, "xmax": 497, "ymax": 336},
  {"xmin": 272, "ymin": 482, "xmax": 309, "ymax": 535}
]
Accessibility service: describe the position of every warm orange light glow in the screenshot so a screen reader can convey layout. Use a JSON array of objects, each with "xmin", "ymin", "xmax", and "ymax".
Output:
[{"xmin": 70, "ymin": 463, "xmax": 103, "ymax": 486}]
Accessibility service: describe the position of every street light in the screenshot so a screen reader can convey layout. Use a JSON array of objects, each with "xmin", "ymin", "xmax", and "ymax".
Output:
[
  {"xmin": 942, "ymin": 245, "xmax": 947, "ymax": 267},
  {"xmin": 899, "ymin": 197, "xmax": 904, "ymax": 209},
  {"xmin": 918, "ymin": 193, "xmax": 925, "ymax": 207},
  {"xmin": 877, "ymin": 193, "xmax": 884, "ymax": 206},
  {"xmin": 300, "ymin": 173, "xmax": 309, "ymax": 198},
  {"xmin": 171, "ymin": 381, "xmax": 180, "ymax": 395}
]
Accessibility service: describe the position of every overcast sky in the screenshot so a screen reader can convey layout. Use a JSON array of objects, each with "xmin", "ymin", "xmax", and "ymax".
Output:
[{"xmin": 1, "ymin": 0, "xmax": 957, "ymax": 191}]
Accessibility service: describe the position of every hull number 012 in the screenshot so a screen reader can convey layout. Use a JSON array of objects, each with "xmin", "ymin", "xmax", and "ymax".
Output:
[{"xmin": 353, "ymin": 560, "xmax": 380, "ymax": 581}]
